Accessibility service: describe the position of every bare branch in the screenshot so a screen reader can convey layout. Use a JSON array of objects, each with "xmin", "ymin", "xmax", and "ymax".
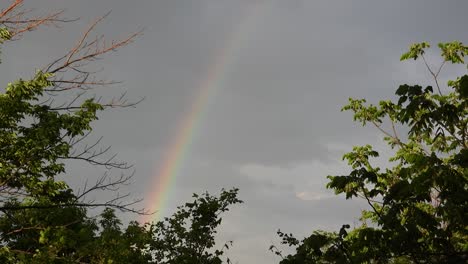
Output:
[
  {"xmin": 0, "ymin": 0, "xmax": 22, "ymax": 19},
  {"xmin": 46, "ymin": 15, "xmax": 143, "ymax": 75},
  {"xmin": 421, "ymin": 54, "xmax": 443, "ymax": 95},
  {"xmin": 0, "ymin": 201, "xmax": 148, "ymax": 215},
  {"xmin": 0, "ymin": 1, "xmax": 73, "ymax": 40}
]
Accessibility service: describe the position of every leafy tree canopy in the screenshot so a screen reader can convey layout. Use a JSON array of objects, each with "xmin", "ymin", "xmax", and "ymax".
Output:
[{"xmin": 273, "ymin": 41, "xmax": 468, "ymax": 263}]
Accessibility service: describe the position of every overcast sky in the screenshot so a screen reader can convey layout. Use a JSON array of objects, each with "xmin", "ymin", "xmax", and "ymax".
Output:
[{"xmin": 4, "ymin": 0, "xmax": 468, "ymax": 263}]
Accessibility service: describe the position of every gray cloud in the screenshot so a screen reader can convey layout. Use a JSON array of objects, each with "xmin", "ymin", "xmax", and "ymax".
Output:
[{"xmin": 3, "ymin": 0, "xmax": 468, "ymax": 262}]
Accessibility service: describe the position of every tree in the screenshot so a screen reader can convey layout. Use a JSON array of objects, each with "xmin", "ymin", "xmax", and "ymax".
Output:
[
  {"xmin": 147, "ymin": 188, "xmax": 242, "ymax": 264},
  {"xmin": 0, "ymin": 0, "xmax": 143, "ymax": 215},
  {"xmin": 0, "ymin": 1, "xmax": 241, "ymax": 262},
  {"xmin": 273, "ymin": 42, "xmax": 468, "ymax": 263},
  {"xmin": 0, "ymin": 186, "xmax": 240, "ymax": 263},
  {"xmin": 0, "ymin": 0, "xmax": 146, "ymax": 261}
]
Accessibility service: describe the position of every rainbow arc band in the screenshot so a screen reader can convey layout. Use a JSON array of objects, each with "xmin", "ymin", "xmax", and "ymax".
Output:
[{"xmin": 141, "ymin": 2, "xmax": 267, "ymax": 224}]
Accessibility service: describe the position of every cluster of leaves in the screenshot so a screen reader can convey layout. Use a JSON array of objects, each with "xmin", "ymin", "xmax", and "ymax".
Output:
[
  {"xmin": 0, "ymin": 189, "xmax": 241, "ymax": 263},
  {"xmin": 275, "ymin": 42, "xmax": 468, "ymax": 263},
  {"xmin": 271, "ymin": 226, "xmax": 351, "ymax": 263},
  {"xmin": 147, "ymin": 188, "xmax": 242, "ymax": 264},
  {"xmin": 0, "ymin": 70, "xmax": 103, "ymax": 200},
  {"xmin": 0, "ymin": 206, "xmax": 151, "ymax": 263}
]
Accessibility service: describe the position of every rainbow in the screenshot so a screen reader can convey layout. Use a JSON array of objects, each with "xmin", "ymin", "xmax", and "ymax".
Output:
[{"xmin": 141, "ymin": 2, "xmax": 268, "ymax": 224}]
